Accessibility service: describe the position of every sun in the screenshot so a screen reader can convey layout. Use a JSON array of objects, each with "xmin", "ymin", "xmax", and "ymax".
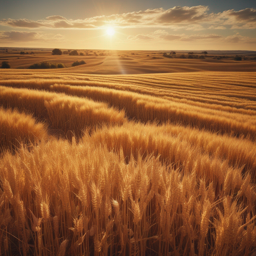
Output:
[{"xmin": 106, "ymin": 27, "xmax": 115, "ymax": 37}]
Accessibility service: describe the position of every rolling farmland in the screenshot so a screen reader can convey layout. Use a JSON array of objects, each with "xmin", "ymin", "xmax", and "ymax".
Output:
[{"xmin": 0, "ymin": 70, "xmax": 256, "ymax": 256}]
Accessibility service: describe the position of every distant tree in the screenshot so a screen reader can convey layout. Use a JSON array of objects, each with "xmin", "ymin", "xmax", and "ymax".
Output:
[
  {"xmin": 163, "ymin": 52, "xmax": 173, "ymax": 58},
  {"xmin": 171, "ymin": 51, "xmax": 176, "ymax": 55},
  {"xmin": 40, "ymin": 61, "xmax": 51, "ymax": 68},
  {"xmin": 188, "ymin": 52, "xmax": 194, "ymax": 55},
  {"xmin": 20, "ymin": 51, "xmax": 25, "ymax": 54},
  {"xmin": 234, "ymin": 55, "xmax": 242, "ymax": 61},
  {"xmin": 52, "ymin": 48, "xmax": 62, "ymax": 55},
  {"xmin": 57, "ymin": 63, "xmax": 65, "ymax": 68},
  {"xmin": 29, "ymin": 63, "xmax": 40, "ymax": 69},
  {"xmin": 202, "ymin": 51, "xmax": 208, "ymax": 56},
  {"xmin": 1, "ymin": 61, "xmax": 10, "ymax": 68},
  {"xmin": 69, "ymin": 50, "xmax": 78, "ymax": 56},
  {"xmin": 80, "ymin": 52, "xmax": 85, "ymax": 56}
]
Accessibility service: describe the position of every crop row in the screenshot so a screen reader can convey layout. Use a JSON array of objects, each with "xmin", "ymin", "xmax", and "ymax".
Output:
[
  {"xmin": 1, "ymin": 81, "xmax": 255, "ymax": 139},
  {"xmin": 0, "ymin": 107, "xmax": 47, "ymax": 152},
  {"xmin": 0, "ymin": 86, "xmax": 126, "ymax": 138},
  {"xmin": 48, "ymin": 84, "xmax": 256, "ymax": 139}
]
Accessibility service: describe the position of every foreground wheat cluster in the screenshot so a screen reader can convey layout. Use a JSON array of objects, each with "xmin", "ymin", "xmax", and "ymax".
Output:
[{"xmin": 0, "ymin": 71, "xmax": 256, "ymax": 256}]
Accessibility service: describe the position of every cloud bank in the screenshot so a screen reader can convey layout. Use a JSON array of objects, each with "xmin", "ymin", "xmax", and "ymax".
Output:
[
  {"xmin": 128, "ymin": 30, "xmax": 256, "ymax": 44},
  {"xmin": 0, "ymin": 31, "xmax": 64, "ymax": 42},
  {"xmin": 0, "ymin": 6, "xmax": 256, "ymax": 30}
]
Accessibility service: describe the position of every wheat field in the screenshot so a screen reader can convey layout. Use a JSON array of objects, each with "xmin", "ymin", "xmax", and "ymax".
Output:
[{"xmin": 0, "ymin": 70, "xmax": 256, "ymax": 256}]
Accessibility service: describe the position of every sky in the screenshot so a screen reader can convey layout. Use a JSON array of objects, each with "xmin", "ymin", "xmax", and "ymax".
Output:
[{"xmin": 0, "ymin": 0, "xmax": 256, "ymax": 50}]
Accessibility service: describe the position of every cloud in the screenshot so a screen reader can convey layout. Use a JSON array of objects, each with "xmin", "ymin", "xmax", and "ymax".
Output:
[
  {"xmin": 53, "ymin": 20, "xmax": 73, "ymax": 28},
  {"xmin": 128, "ymin": 30, "xmax": 256, "ymax": 44},
  {"xmin": 53, "ymin": 20, "xmax": 96, "ymax": 28},
  {"xmin": 180, "ymin": 34, "xmax": 222, "ymax": 41},
  {"xmin": 0, "ymin": 18, "xmax": 47, "ymax": 28},
  {"xmin": 128, "ymin": 30, "xmax": 222, "ymax": 42},
  {"xmin": 228, "ymin": 8, "xmax": 256, "ymax": 22},
  {"xmin": 0, "ymin": 31, "xmax": 41, "ymax": 41},
  {"xmin": 159, "ymin": 34, "xmax": 182, "ymax": 41},
  {"xmin": 128, "ymin": 34, "xmax": 154, "ymax": 41},
  {"xmin": 157, "ymin": 6, "xmax": 208, "ymax": 24},
  {"xmin": 0, "ymin": 31, "xmax": 65, "ymax": 42},
  {"xmin": 208, "ymin": 25, "xmax": 226, "ymax": 30},
  {"xmin": 225, "ymin": 33, "xmax": 256, "ymax": 44},
  {"xmin": 217, "ymin": 8, "xmax": 256, "ymax": 29},
  {"xmin": 52, "ymin": 34, "xmax": 65, "ymax": 40},
  {"xmin": 0, "ymin": 7, "xmax": 256, "ymax": 30},
  {"xmin": 153, "ymin": 30, "xmax": 182, "ymax": 40},
  {"xmin": 46, "ymin": 15, "xmax": 66, "ymax": 21}
]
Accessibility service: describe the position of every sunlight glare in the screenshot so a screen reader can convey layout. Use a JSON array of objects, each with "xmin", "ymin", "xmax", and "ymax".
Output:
[{"xmin": 106, "ymin": 27, "xmax": 115, "ymax": 37}]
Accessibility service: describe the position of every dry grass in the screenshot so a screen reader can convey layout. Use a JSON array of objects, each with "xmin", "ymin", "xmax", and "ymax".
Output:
[
  {"xmin": 0, "ymin": 70, "xmax": 256, "ymax": 255},
  {"xmin": 1, "ymin": 81, "xmax": 256, "ymax": 139},
  {"xmin": 0, "ymin": 85, "xmax": 126, "ymax": 137},
  {"xmin": 0, "ymin": 107, "xmax": 47, "ymax": 152},
  {"xmin": 1, "ymin": 134, "xmax": 256, "ymax": 256}
]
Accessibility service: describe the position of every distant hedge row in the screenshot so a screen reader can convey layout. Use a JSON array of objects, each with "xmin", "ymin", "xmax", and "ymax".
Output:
[
  {"xmin": 29, "ymin": 61, "xmax": 65, "ymax": 69},
  {"xmin": 52, "ymin": 49, "xmax": 81, "ymax": 56},
  {"xmin": 71, "ymin": 60, "xmax": 86, "ymax": 67}
]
